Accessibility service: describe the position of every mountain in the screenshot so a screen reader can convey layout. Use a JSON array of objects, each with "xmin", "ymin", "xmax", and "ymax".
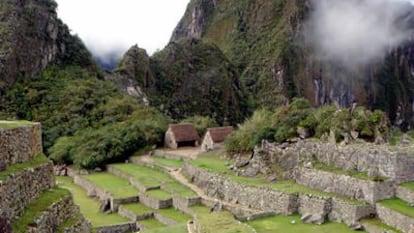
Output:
[
  {"xmin": 116, "ymin": 39, "xmax": 249, "ymax": 125},
  {"xmin": 170, "ymin": 0, "xmax": 414, "ymax": 129}
]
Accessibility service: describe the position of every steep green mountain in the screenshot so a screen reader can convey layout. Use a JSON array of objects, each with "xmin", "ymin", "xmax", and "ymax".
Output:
[
  {"xmin": 0, "ymin": 0, "xmax": 168, "ymax": 168},
  {"xmin": 116, "ymin": 39, "xmax": 249, "ymax": 125},
  {"xmin": 171, "ymin": 0, "xmax": 414, "ymax": 128}
]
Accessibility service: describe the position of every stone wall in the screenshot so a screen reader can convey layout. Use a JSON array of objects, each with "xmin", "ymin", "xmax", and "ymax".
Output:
[
  {"xmin": 118, "ymin": 205, "xmax": 152, "ymax": 221},
  {"xmin": 298, "ymin": 194, "xmax": 331, "ymax": 220},
  {"xmin": 60, "ymin": 216, "xmax": 92, "ymax": 233},
  {"xmin": 154, "ymin": 213, "xmax": 177, "ymax": 226},
  {"xmin": 397, "ymin": 186, "xmax": 414, "ymax": 204},
  {"xmin": 329, "ymin": 199, "xmax": 375, "ymax": 225},
  {"xmin": 0, "ymin": 123, "xmax": 42, "ymax": 166},
  {"xmin": 139, "ymin": 194, "xmax": 172, "ymax": 209},
  {"xmin": 27, "ymin": 196, "xmax": 81, "ymax": 233},
  {"xmin": 183, "ymin": 164, "xmax": 298, "ymax": 215},
  {"xmin": 0, "ymin": 162, "xmax": 55, "ymax": 220},
  {"xmin": 172, "ymin": 196, "xmax": 201, "ymax": 211},
  {"xmin": 94, "ymin": 222, "xmax": 138, "ymax": 233},
  {"xmin": 295, "ymin": 167, "xmax": 395, "ymax": 204},
  {"xmin": 277, "ymin": 140, "xmax": 414, "ymax": 183},
  {"xmin": 376, "ymin": 204, "xmax": 414, "ymax": 233}
]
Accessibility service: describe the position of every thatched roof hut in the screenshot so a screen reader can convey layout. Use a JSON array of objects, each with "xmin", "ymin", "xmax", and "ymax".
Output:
[
  {"xmin": 201, "ymin": 126, "xmax": 234, "ymax": 151},
  {"xmin": 164, "ymin": 123, "xmax": 200, "ymax": 149}
]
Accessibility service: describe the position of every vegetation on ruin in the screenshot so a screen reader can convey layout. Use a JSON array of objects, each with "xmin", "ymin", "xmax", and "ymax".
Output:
[
  {"xmin": 360, "ymin": 218, "xmax": 402, "ymax": 233},
  {"xmin": 0, "ymin": 120, "xmax": 36, "ymax": 129},
  {"xmin": 0, "ymin": 153, "xmax": 49, "ymax": 181},
  {"xmin": 225, "ymin": 98, "xmax": 391, "ymax": 153},
  {"xmin": 12, "ymin": 187, "xmax": 71, "ymax": 233},
  {"xmin": 156, "ymin": 208, "xmax": 192, "ymax": 223},
  {"xmin": 379, "ymin": 198, "xmax": 414, "ymax": 218},
  {"xmin": 152, "ymin": 157, "xmax": 184, "ymax": 168},
  {"xmin": 82, "ymin": 173, "xmax": 139, "ymax": 198},
  {"xmin": 57, "ymin": 176, "xmax": 130, "ymax": 227},
  {"xmin": 141, "ymin": 224, "xmax": 187, "ymax": 233},
  {"xmin": 139, "ymin": 218, "xmax": 166, "ymax": 229},
  {"xmin": 145, "ymin": 189, "xmax": 172, "ymax": 200}
]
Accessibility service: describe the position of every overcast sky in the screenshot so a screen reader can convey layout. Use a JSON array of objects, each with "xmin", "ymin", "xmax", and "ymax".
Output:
[{"xmin": 55, "ymin": 0, "xmax": 190, "ymax": 61}]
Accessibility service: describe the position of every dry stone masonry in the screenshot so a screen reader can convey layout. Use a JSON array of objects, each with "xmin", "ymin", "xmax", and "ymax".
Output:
[{"xmin": 0, "ymin": 121, "xmax": 91, "ymax": 232}]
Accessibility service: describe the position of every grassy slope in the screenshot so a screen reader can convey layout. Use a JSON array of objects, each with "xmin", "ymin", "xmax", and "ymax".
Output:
[
  {"xmin": 56, "ymin": 176, "xmax": 129, "ymax": 227},
  {"xmin": 379, "ymin": 198, "xmax": 414, "ymax": 218},
  {"xmin": 0, "ymin": 153, "xmax": 49, "ymax": 181},
  {"xmin": 248, "ymin": 215, "xmax": 365, "ymax": 233},
  {"xmin": 82, "ymin": 173, "xmax": 138, "ymax": 198},
  {"xmin": 0, "ymin": 120, "xmax": 36, "ymax": 129}
]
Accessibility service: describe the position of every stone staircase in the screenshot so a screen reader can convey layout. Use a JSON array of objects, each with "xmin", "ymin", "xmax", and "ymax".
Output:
[{"xmin": 0, "ymin": 121, "xmax": 90, "ymax": 233}]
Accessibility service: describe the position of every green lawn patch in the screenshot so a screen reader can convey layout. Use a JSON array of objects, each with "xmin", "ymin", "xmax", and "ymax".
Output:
[
  {"xmin": 57, "ymin": 176, "xmax": 130, "ymax": 227},
  {"xmin": 248, "ymin": 215, "xmax": 365, "ymax": 233},
  {"xmin": 152, "ymin": 157, "xmax": 184, "ymax": 168},
  {"xmin": 379, "ymin": 198, "xmax": 414, "ymax": 218},
  {"xmin": 0, "ymin": 120, "xmax": 36, "ymax": 129},
  {"xmin": 191, "ymin": 152, "xmax": 363, "ymax": 205},
  {"xmin": 139, "ymin": 218, "xmax": 166, "ymax": 229},
  {"xmin": 82, "ymin": 173, "xmax": 138, "ymax": 199},
  {"xmin": 313, "ymin": 162, "xmax": 387, "ymax": 181},
  {"xmin": 195, "ymin": 209, "xmax": 254, "ymax": 233},
  {"xmin": 400, "ymin": 182, "xmax": 414, "ymax": 191},
  {"xmin": 361, "ymin": 218, "xmax": 401, "ymax": 233},
  {"xmin": 0, "ymin": 153, "xmax": 49, "ymax": 181},
  {"xmin": 162, "ymin": 181, "xmax": 197, "ymax": 198},
  {"xmin": 12, "ymin": 187, "xmax": 71, "ymax": 233},
  {"xmin": 141, "ymin": 223, "xmax": 187, "ymax": 233},
  {"xmin": 156, "ymin": 208, "xmax": 192, "ymax": 223},
  {"xmin": 110, "ymin": 163, "xmax": 172, "ymax": 188},
  {"xmin": 146, "ymin": 189, "xmax": 172, "ymax": 200},
  {"xmin": 120, "ymin": 203, "xmax": 153, "ymax": 216}
]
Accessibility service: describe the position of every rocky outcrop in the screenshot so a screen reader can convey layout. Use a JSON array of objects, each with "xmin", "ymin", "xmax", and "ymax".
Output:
[{"xmin": 0, "ymin": 0, "xmax": 95, "ymax": 90}]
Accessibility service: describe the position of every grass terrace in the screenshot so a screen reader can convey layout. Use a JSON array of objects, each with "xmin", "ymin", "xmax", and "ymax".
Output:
[
  {"xmin": 248, "ymin": 215, "xmax": 366, "ymax": 233},
  {"xmin": 139, "ymin": 218, "xmax": 166, "ymax": 229},
  {"xmin": 162, "ymin": 181, "xmax": 197, "ymax": 198},
  {"xmin": 110, "ymin": 163, "xmax": 171, "ymax": 188},
  {"xmin": 120, "ymin": 203, "xmax": 153, "ymax": 216},
  {"xmin": 152, "ymin": 157, "xmax": 184, "ymax": 168},
  {"xmin": 146, "ymin": 189, "xmax": 172, "ymax": 200},
  {"xmin": 156, "ymin": 208, "xmax": 192, "ymax": 223},
  {"xmin": 313, "ymin": 162, "xmax": 387, "ymax": 181},
  {"xmin": 400, "ymin": 182, "xmax": 414, "ymax": 191},
  {"xmin": 57, "ymin": 176, "xmax": 130, "ymax": 227},
  {"xmin": 361, "ymin": 218, "xmax": 402, "ymax": 233},
  {"xmin": 141, "ymin": 223, "xmax": 187, "ymax": 233},
  {"xmin": 82, "ymin": 173, "xmax": 138, "ymax": 199},
  {"xmin": 379, "ymin": 198, "xmax": 414, "ymax": 218},
  {"xmin": 12, "ymin": 187, "xmax": 71, "ymax": 233},
  {"xmin": 0, "ymin": 120, "xmax": 36, "ymax": 129},
  {"xmin": 191, "ymin": 151, "xmax": 364, "ymax": 205},
  {"xmin": 0, "ymin": 153, "xmax": 49, "ymax": 181}
]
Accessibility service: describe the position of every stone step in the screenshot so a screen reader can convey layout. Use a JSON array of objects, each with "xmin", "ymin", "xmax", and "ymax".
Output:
[
  {"xmin": 295, "ymin": 165, "xmax": 395, "ymax": 204},
  {"xmin": 361, "ymin": 218, "xmax": 402, "ymax": 233},
  {"xmin": 397, "ymin": 183, "xmax": 414, "ymax": 204},
  {"xmin": 0, "ymin": 155, "xmax": 55, "ymax": 220},
  {"xmin": 377, "ymin": 198, "xmax": 414, "ymax": 233},
  {"xmin": 11, "ymin": 187, "xmax": 83, "ymax": 233}
]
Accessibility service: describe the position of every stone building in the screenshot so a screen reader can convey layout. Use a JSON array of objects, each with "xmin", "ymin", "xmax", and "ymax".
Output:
[
  {"xmin": 164, "ymin": 123, "xmax": 200, "ymax": 149},
  {"xmin": 201, "ymin": 126, "xmax": 234, "ymax": 152}
]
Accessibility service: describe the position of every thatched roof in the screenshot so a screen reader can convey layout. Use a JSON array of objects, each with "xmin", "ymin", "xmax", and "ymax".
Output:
[
  {"xmin": 206, "ymin": 126, "xmax": 234, "ymax": 143},
  {"xmin": 168, "ymin": 123, "xmax": 200, "ymax": 142}
]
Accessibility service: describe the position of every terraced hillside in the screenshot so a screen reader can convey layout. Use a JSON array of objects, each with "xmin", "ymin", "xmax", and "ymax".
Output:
[{"xmin": 0, "ymin": 121, "xmax": 90, "ymax": 233}]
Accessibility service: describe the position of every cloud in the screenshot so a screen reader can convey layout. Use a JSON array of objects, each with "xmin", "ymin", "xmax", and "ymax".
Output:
[
  {"xmin": 305, "ymin": 0, "xmax": 414, "ymax": 68},
  {"xmin": 55, "ymin": 0, "xmax": 189, "ymax": 62}
]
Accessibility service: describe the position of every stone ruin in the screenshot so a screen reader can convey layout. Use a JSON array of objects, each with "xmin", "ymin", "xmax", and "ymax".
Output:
[{"xmin": 0, "ymin": 121, "xmax": 91, "ymax": 233}]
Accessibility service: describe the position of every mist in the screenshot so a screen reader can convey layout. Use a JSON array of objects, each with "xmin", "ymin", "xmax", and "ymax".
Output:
[{"xmin": 305, "ymin": 0, "xmax": 414, "ymax": 68}]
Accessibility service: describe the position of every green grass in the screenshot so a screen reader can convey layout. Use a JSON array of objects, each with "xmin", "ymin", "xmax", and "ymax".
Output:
[
  {"xmin": 361, "ymin": 218, "xmax": 401, "ymax": 233},
  {"xmin": 195, "ymin": 209, "xmax": 254, "ymax": 233},
  {"xmin": 139, "ymin": 218, "xmax": 166, "ymax": 229},
  {"xmin": 146, "ymin": 189, "xmax": 172, "ymax": 200},
  {"xmin": 82, "ymin": 173, "xmax": 138, "ymax": 198},
  {"xmin": 57, "ymin": 176, "xmax": 130, "ymax": 227},
  {"xmin": 141, "ymin": 223, "xmax": 187, "ymax": 233},
  {"xmin": 120, "ymin": 203, "xmax": 153, "ymax": 216},
  {"xmin": 56, "ymin": 213, "xmax": 83, "ymax": 233},
  {"xmin": 379, "ymin": 198, "xmax": 414, "ymax": 218},
  {"xmin": 400, "ymin": 182, "xmax": 414, "ymax": 191},
  {"xmin": 152, "ymin": 157, "xmax": 184, "ymax": 168},
  {"xmin": 162, "ymin": 181, "xmax": 197, "ymax": 198},
  {"xmin": 0, "ymin": 153, "xmax": 49, "ymax": 181},
  {"xmin": 110, "ymin": 163, "xmax": 172, "ymax": 188},
  {"xmin": 12, "ymin": 187, "xmax": 71, "ymax": 233},
  {"xmin": 313, "ymin": 162, "xmax": 387, "ymax": 181},
  {"xmin": 248, "ymin": 215, "xmax": 366, "ymax": 233},
  {"xmin": 0, "ymin": 120, "xmax": 36, "ymax": 129},
  {"xmin": 191, "ymin": 152, "xmax": 363, "ymax": 205},
  {"xmin": 156, "ymin": 208, "xmax": 192, "ymax": 223}
]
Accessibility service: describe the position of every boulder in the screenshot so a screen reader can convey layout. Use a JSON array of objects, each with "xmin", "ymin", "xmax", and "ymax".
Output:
[{"xmin": 301, "ymin": 213, "xmax": 325, "ymax": 225}]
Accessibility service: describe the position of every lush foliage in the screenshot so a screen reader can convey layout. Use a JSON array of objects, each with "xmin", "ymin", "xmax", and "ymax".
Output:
[
  {"xmin": 0, "ymin": 66, "xmax": 169, "ymax": 168},
  {"xmin": 225, "ymin": 98, "xmax": 391, "ymax": 152},
  {"xmin": 180, "ymin": 115, "xmax": 218, "ymax": 136}
]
